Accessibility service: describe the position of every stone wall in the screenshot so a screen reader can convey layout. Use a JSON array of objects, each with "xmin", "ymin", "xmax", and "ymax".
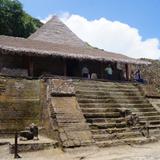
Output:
[
  {"xmin": 49, "ymin": 79, "xmax": 75, "ymax": 95},
  {"xmin": 0, "ymin": 76, "xmax": 42, "ymax": 133},
  {"xmin": 1, "ymin": 67, "xmax": 28, "ymax": 77},
  {"xmin": 137, "ymin": 84, "xmax": 160, "ymax": 98},
  {"xmin": 148, "ymin": 98, "xmax": 160, "ymax": 113}
]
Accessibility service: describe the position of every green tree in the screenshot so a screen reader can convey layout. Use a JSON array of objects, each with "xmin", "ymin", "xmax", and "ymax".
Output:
[{"xmin": 0, "ymin": 0, "xmax": 42, "ymax": 38}]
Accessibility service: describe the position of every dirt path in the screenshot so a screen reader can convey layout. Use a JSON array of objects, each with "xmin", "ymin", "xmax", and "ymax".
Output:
[{"xmin": 1, "ymin": 141, "xmax": 160, "ymax": 160}]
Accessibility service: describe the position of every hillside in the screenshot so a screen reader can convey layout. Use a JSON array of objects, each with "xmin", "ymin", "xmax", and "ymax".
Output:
[{"xmin": 140, "ymin": 59, "xmax": 160, "ymax": 96}]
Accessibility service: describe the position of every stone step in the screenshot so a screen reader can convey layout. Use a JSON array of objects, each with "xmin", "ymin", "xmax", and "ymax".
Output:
[
  {"xmin": 74, "ymin": 80, "xmax": 160, "ymax": 147},
  {"xmin": 56, "ymin": 118, "xmax": 85, "ymax": 123},
  {"xmin": 87, "ymin": 117, "xmax": 160, "ymax": 124},
  {"xmin": 73, "ymin": 80, "xmax": 135, "ymax": 84},
  {"xmin": 75, "ymin": 85, "xmax": 140, "ymax": 91},
  {"xmin": 90, "ymin": 122, "xmax": 160, "ymax": 131},
  {"xmin": 84, "ymin": 112, "xmax": 121, "ymax": 118},
  {"xmin": 87, "ymin": 117, "xmax": 160, "ymax": 128},
  {"xmin": 81, "ymin": 107, "xmax": 156, "ymax": 113},
  {"xmin": 148, "ymin": 124, "xmax": 160, "ymax": 129},
  {"xmin": 84, "ymin": 112, "xmax": 160, "ymax": 119},
  {"xmin": 93, "ymin": 131, "xmax": 143, "ymax": 141},
  {"xmin": 75, "ymin": 87, "xmax": 139, "ymax": 92},
  {"xmin": 91, "ymin": 128, "xmax": 126, "ymax": 134},
  {"xmin": 87, "ymin": 117, "xmax": 125, "ymax": 123},
  {"xmin": 79, "ymin": 103, "xmax": 152, "ymax": 108},
  {"xmin": 89, "ymin": 119, "xmax": 160, "ymax": 129},
  {"xmin": 96, "ymin": 137, "xmax": 157, "ymax": 147},
  {"xmin": 82, "ymin": 108, "xmax": 120, "ymax": 113},
  {"xmin": 77, "ymin": 99, "xmax": 147, "ymax": 104},
  {"xmin": 57, "ymin": 122, "xmax": 89, "ymax": 129},
  {"xmin": 76, "ymin": 90, "xmax": 142, "ymax": 96},
  {"xmin": 139, "ymin": 112, "xmax": 160, "ymax": 117},
  {"xmin": 137, "ymin": 108, "xmax": 158, "ymax": 112},
  {"xmin": 91, "ymin": 125, "xmax": 160, "ymax": 135},
  {"xmin": 140, "ymin": 115, "xmax": 160, "ymax": 121},
  {"xmin": 8, "ymin": 136, "xmax": 58, "ymax": 153},
  {"xmin": 73, "ymin": 81, "xmax": 137, "ymax": 88},
  {"xmin": 148, "ymin": 120, "xmax": 160, "ymax": 125},
  {"xmin": 75, "ymin": 85, "xmax": 139, "ymax": 90},
  {"xmin": 89, "ymin": 122, "xmax": 127, "ymax": 129},
  {"xmin": 76, "ymin": 95, "xmax": 145, "ymax": 100},
  {"xmin": 91, "ymin": 128, "xmax": 160, "ymax": 135},
  {"xmin": 86, "ymin": 115, "xmax": 160, "ymax": 123}
]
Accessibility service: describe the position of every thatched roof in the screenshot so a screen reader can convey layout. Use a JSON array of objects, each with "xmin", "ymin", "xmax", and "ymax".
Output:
[
  {"xmin": 29, "ymin": 16, "xmax": 86, "ymax": 47},
  {"xmin": 0, "ymin": 16, "xmax": 150, "ymax": 65},
  {"xmin": 0, "ymin": 36, "xmax": 149, "ymax": 64}
]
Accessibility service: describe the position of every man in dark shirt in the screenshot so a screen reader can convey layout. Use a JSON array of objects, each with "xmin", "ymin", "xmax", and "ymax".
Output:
[{"xmin": 30, "ymin": 123, "xmax": 39, "ymax": 140}]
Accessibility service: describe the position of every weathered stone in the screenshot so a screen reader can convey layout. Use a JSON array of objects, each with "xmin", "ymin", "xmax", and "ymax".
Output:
[
  {"xmin": 48, "ymin": 79, "xmax": 94, "ymax": 148},
  {"xmin": 1, "ymin": 67, "xmax": 28, "ymax": 77},
  {"xmin": 59, "ymin": 128, "xmax": 65, "ymax": 133},
  {"xmin": 60, "ymin": 133, "xmax": 68, "ymax": 142},
  {"xmin": 9, "ymin": 136, "xmax": 58, "ymax": 153},
  {"xmin": 0, "ymin": 77, "xmax": 42, "ymax": 133},
  {"xmin": 73, "ymin": 139, "xmax": 81, "ymax": 146},
  {"xmin": 49, "ymin": 79, "xmax": 75, "ymax": 94},
  {"xmin": 63, "ymin": 140, "xmax": 74, "ymax": 147}
]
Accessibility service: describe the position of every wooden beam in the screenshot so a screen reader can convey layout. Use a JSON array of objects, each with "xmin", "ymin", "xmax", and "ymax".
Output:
[
  {"xmin": 100, "ymin": 62, "xmax": 104, "ymax": 79},
  {"xmin": 28, "ymin": 57, "xmax": 34, "ymax": 77},
  {"xmin": 125, "ymin": 63, "xmax": 129, "ymax": 81},
  {"xmin": 63, "ymin": 59, "xmax": 67, "ymax": 76}
]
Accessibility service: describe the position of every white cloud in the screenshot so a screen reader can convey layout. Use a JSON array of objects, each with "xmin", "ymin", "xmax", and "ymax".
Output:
[
  {"xmin": 41, "ymin": 14, "xmax": 160, "ymax": 59},
  {"xmin": 40, "ymin": 14, "xmax": 53, "ymax": 23}
]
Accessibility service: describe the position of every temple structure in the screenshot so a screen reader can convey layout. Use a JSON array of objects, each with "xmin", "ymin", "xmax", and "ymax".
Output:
[
  {"xmin": 0, "ymin": 16, "xmax": 149, "ymax": 80},
  {"xmin": 1, "ymin": 16, "xmax": 160, "ymax": 151}
]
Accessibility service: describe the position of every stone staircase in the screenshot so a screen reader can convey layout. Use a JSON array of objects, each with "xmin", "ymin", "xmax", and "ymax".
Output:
[
  {"xmin": 47, "ymin": 79, "xmax": 94, "ymax": 148},
  {"xmin": 73, "ymin": 80, "xmax": 160, "ymax": 147}
]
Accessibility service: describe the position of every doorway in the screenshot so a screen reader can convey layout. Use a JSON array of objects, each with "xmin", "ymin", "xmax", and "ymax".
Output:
[{"xmin": 66, "ymin": 59, "xmax": 79, "ymax": 77}]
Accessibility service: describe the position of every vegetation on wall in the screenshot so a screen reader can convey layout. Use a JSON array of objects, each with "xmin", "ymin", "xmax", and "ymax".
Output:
[
  {"xmin": 141, "ymin": 59, "xmax": 160, "ymax": 94},
  {"xmin": 0, "ymin": 0, "xmax": 42, "ymax": 38}
]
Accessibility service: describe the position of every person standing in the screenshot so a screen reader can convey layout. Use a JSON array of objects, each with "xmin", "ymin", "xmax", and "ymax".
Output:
[
  {"xmin": 105, "ymin": 64, "xmax": 113, "ymax": 80},
  {"xmin": 82, "ymin": 66, "xmax": 90, "ymax": 78},
  {"xmin": 134, "ymin": 69, "xmax": 144, "ymax": 83}
]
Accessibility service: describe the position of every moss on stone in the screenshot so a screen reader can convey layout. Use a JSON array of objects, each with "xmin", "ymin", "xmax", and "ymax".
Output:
[{"xmin": 0, "ymin": 77, "xmax": 43, "ymax": 132}]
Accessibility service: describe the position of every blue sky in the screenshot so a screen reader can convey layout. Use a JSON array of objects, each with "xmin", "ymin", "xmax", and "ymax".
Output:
[
  {"xmin": 19, "ymin": 0, "xmax": 160, "ymax": 59},
  {"xmin": 19, "ymin": 0, "xmax": 160, "ymax": 40}
]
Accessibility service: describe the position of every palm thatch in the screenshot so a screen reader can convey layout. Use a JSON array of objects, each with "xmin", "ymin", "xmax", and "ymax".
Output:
[
  {"xmin": 29, "ymin": 16, "xmax": 86, "ymax": 47},
  {"xmin": 0, "ymin": 16, "xmax": 150, "ymax": 65}
]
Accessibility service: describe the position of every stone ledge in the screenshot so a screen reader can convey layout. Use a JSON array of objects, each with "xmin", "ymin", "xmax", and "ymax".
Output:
[{"xmin": 0, "ymin": 136, "xmax": 58, "ymax": 153}]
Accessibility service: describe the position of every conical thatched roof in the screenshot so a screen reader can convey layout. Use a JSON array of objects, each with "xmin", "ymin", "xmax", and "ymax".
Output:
[{"xmin": 29, "ymin": 16, "xmax": 86, "ymax": 47}]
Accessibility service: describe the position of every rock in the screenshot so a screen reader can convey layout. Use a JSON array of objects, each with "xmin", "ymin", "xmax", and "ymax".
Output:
[{"xmin": 60, "ymin": 133, "xmax": 68, "ymax": 142}]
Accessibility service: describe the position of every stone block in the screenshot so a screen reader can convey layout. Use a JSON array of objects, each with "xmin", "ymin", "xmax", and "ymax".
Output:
[{"xmin": 60, "ymin": 133, "xmax": 68, "ymax": 142}]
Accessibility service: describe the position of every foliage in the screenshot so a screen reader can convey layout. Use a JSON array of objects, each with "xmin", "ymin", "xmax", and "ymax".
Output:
[{"xmin": 0, "ymin": 0, "xmax": 42, "ymax": 38}]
